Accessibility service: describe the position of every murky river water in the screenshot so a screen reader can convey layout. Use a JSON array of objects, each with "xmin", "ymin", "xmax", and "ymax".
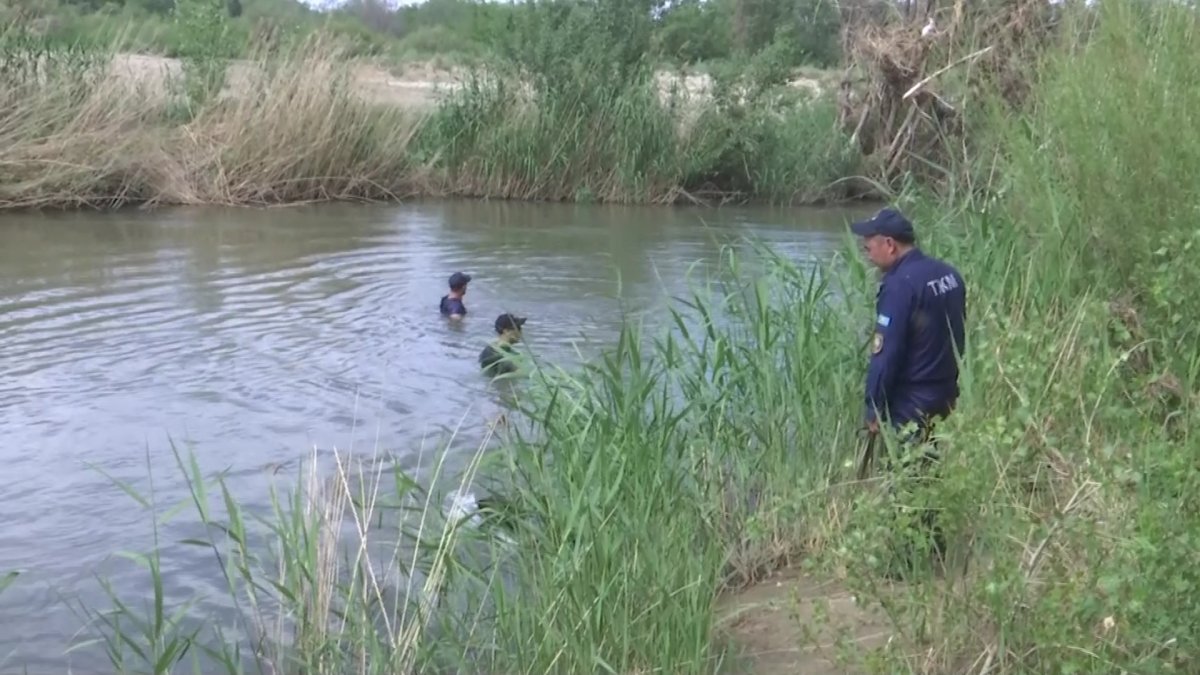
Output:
[{"xmin": 0, "ymin": 199, "xmax": 868, "ymax": 670}]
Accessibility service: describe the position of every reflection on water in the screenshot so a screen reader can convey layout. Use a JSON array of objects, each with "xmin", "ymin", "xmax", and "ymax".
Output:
[{"xmin": 0, "ymin": 199, "xmax": 870, "ymax": 669}]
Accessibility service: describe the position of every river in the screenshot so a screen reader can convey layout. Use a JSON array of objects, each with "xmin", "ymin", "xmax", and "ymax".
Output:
[{"xmin": 0, "ymin": 199, "xmax": 868, "ymax": 671}]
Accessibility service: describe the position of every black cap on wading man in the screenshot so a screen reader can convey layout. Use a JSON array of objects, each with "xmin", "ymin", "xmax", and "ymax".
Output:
[
  {"xmin": 494, "ymin": 313, "xmax": 526, "ymax": 334},
  {"xmin": 480, "ymin": 313, "xmax": 527, "ymax": 377}
]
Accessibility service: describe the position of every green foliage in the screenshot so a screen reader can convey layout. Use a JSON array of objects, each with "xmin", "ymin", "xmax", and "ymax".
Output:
[
  {"xmin": 652, "ymin": 0, "xmax": 841, "ymax": 68},
  {"xmin": 7, "ymin": 0, "xmax": 843, "ymax": 70},
  {"xmin": 681, "ymin": 44, "xmax": 858, "ymax": 201},
  {"xmin": 410, "ymin": 0, "xmax": 683, "ymax": 203},
  {"xmin": 1006, "ymin": 0, "xmax": 1200, "ymax": 364},
  {"xmin": 0, "ymin": 27, "xmax": 118, "ymax": 196},
  {"xmin": 470, "ymin": 256, "xmax": 865, "ymax": 671},
  {"xmin": 413, "ymin": 1, "xmax": 859, "ymax": 205},
  {"xmin": 414, "ymin": 72, "xmax": 688, "ymax": 202},
  {"xmin": 391, "ymin": 24, "xmax": 486, "ymax": 60},
  {"xmin": 731, "ymin": 0, "xmax": 841, "ymax": 66},
  {"xmin": 171, "ymin": 0, "xmax": 236, "ymax": 110},
  {"xmin": 494, "ymin": 0, "xmax": 659, "ymax": 95},
  {"xmin": 71, "ymin": 440, "xmax": 485, "ymax": 674},
  {"xmin": 653, "ymin": 0, "xmax": 733, "ymax": 64},
  {"xmin": 0, "ymin": 0, "xmax": 857, "ymax": 208},
  {"xmin": 0, "ymin": 23, "xmax": 112, "ymax": 88},
  {"xmin": 70, "ymin": 451, "xmax": 204, "ymax": 674},
  {"xmin": 775, "ymin": 0, "xmax": 841, "ymax": 68}
]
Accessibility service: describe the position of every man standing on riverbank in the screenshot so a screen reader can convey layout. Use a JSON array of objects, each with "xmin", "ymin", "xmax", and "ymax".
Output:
[
  {"xmin": 480, "ymin": 313, "xmax": 526, "ymax": 377},
  {"xmin": 851, "ymin": 206, "xmax": 966, "ymax": 575},
  {"xmin": 440, "ymin": 272, "xmax": 471, "ymax": 320}
]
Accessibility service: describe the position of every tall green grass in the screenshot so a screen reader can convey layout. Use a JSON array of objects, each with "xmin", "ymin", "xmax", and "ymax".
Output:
[
  {"xmin": 0, "ymin": 21, "xmax": 861, "ymax": 210},
  {"xmin": 822, "ymin": 0, "xmax": 1200, "ymax": 671},
  {"xmin": 73, "ymin": 435, "xmax": 509, "ymax": 674},
  {"xmin": 392, "ymin": 0, "xmax": 1200, "ymax": 670},
  {"xmin": 415, "ymin": 6, "xmax": 861, "ymax": 206},
  {"xmin": 446, "ymin": 245, "xmax": 872, "ymax": 672}
]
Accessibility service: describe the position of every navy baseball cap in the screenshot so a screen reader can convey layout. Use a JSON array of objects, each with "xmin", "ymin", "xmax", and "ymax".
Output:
[
  {"xmin": 850, "ymin": 208, "xmax": 916, "ymax": 241},
  {"xmin": 448, "ymin": 271, "xmax": 472, "ymax": 288},
  {"xmin": 494, "ymin": 313, "xmax": 526, "ymax": 333}
]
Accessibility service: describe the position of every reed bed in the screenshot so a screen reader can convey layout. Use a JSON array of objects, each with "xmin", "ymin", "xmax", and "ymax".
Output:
[
  {"xmin": 0, "ymin": 28, "xmax": 862, "ymax": 211},
  {"xmin": 0, "ymin": 34, "xmax": 429, "ymax": 210}
]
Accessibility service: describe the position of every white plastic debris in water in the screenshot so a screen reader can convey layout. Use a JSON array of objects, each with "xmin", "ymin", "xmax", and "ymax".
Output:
[
  {"xmin": 442, "ymin": 488, "xmax": 517, "ymax": 546},
  {"xmin": 444, "ymin": 488, "xmax": 483, "ymax": 528}
]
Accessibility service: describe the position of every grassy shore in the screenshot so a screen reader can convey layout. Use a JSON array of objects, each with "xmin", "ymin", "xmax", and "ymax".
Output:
[
  {"xmin": 0, "ymin": 21, "xmax": 859, "ymax": 211},
  {"xmin": 13, "ymin": 0, "xmax": 1200, "ymax": 672}
]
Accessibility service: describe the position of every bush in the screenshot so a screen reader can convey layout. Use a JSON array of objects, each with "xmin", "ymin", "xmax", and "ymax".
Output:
[{"xmin": 414, "ymin": 0, "xmax": 860, "ymax": 204}]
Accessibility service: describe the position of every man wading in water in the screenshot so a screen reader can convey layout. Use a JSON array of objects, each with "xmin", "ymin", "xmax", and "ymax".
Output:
[
  {"xmin": 480, "ymin": 313, "xmax": 526, "ymax": 377},
  {"xmin": 851, "ymin": 207, "xmax": 967, "ymax": 579},
  {"xmin": 440, "ymin": 272, "xmax": 471, "ymax": 320}
]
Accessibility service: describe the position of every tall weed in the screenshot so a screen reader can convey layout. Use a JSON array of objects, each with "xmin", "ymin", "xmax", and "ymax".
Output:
[
  {"xmin": 417, "ymin": 1, "xmax": 862, "ymax": 205},
  {"xmin": 74, "ymin": 434, "xmax": 502, "ymax": 674},
  {"xmin": 435, "ymin": 242, "xmax": 872, "ymax": 672}
]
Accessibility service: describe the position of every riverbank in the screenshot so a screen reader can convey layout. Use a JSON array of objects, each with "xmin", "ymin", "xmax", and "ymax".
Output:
[{"xmin": 0, "ymin": 39, "xmax": 860, "ymax": 211}]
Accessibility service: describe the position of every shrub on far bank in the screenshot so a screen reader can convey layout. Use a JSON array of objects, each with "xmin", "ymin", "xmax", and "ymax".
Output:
[{"xmin": 412, "ymin": 0, "xmax": 863, "ymax": 206}]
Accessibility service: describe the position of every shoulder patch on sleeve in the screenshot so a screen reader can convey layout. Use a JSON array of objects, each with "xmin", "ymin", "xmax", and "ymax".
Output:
[{"xmin": 876, "ymin": 314, "xmax": 891, "ymax": 327}]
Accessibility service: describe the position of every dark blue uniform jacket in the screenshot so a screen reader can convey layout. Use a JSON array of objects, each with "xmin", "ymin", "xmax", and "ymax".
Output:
[{"xmin": 865, "ymin": 248, "xmax": 967, "ymax": 429}]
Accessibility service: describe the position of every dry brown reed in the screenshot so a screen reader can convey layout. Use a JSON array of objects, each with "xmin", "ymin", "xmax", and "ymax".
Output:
[
  {"xmin": 0, "ymin": 36, "xmax": 432, "ymax": 211},
  {"xmin": 837, "ymin": 0, "xmax": 1060, "ymax": 189},
  {"xmin": 240, "ymin": 430, "xmax": 494, "ymax": 675}
]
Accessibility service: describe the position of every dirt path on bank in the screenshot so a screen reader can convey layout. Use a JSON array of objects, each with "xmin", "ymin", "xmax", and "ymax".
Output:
[
  {"xmin": 106, "ymin": 53, "xmax": 830, "ymax": 109},
  {"xmin": 716, "ymin": 567, "xmax": 896, "ymax": 674}
]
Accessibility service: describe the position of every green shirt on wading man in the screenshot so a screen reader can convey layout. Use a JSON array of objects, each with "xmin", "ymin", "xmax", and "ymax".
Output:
[{"xmin": 480, "ymin": 313, "xmax": 527, "ymax": 377}]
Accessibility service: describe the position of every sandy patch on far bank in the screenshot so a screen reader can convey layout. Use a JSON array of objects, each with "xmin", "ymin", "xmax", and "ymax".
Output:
[{"xmin": 105, "ymin": 53, "xmax": 830, "ymax": 110}]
